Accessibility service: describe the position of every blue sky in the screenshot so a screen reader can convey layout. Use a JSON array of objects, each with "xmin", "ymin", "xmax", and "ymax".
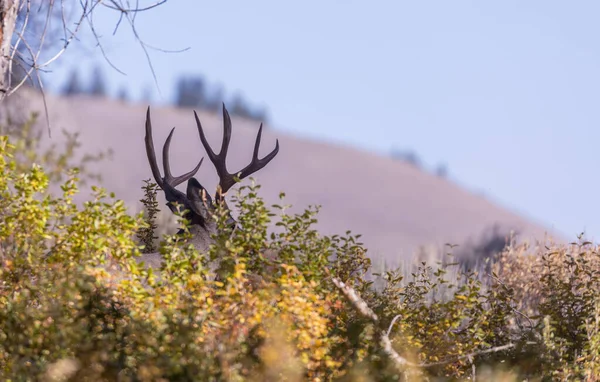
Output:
[{"xmin": 43, "ymin": 1, "xmax": 600, "ymax": 241}]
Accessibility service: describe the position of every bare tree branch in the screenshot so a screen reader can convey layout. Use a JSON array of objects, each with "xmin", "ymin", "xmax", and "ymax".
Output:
[
  {"xmin": 331, "ymin": 277, "xmax": 418, "ymax": 370},
  {"xmin": 8, "ymin": 0, "xmax": 29, "ymax": 90},
  {"xmin": 386, "ymin": 314, "xmax": 402, "ymax": 337},
  {"xmin": 0, "ymin": 0, "xmax": 181, "ymax": 136},
  {"xmin": 330, "ymin": 276, "xmax": 535, "ymax": 374},
  {"xmin": 103, "ymin": 0, "xmax": 166, "ymax": 13},
  {"xmin": 99, "ymin": 0, "xmax": 189, "ymax": 97}
]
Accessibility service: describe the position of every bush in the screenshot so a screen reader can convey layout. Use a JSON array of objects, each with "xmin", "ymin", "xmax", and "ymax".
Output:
[
  {"xmin": 0, "ymin": 133, "xmax": 356, "ymax": 380},
  {"xmin": 1, "ymin": 128, "xmax": 600, "ymax": 381}
]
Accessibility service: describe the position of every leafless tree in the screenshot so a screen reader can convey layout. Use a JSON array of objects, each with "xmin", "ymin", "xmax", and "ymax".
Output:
[{"xmin": 0, "ymin": 0, "xmax": 182, "ymax": 135}]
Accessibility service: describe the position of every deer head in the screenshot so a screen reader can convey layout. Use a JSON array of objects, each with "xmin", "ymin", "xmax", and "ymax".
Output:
[{"xmin": 144, "ymin": 104, "xmax": 279, "ymax": 252}]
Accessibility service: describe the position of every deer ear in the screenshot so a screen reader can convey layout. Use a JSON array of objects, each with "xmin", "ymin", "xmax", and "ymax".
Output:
[{"xmin": 186, "ymin": 177, "xmax": 212, "ymax": 221}]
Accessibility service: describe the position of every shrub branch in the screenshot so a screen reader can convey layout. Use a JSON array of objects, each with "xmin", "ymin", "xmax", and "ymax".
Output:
[{"xmin": 331, "ymin": 276, "xmax": 533, "ymax": 372}]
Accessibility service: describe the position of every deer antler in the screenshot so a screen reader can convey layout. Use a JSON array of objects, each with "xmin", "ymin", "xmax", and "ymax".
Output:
[
  {"xmin": 144, "ymin": 106, "xmax": 203, "ymax": 199},
  {"xmin": 193, "ymin": 104, "xmax": 279, "ymax": 200}
]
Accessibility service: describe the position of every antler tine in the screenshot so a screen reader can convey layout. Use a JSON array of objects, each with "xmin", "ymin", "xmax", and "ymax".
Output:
[
  {"xmin": 144, "ymin": 107, "xmax": 165, "ymax": 189},
  {"xmin": 162, "ymin": 128, "xmax": 176, "ymax": 181},
  {"xmin": 193, "ymin": 105, "xmax": 279, "ymax": 197},
  {"xmin": 145, "ymin": 106, "xmax": 203, "ymax": 189},
  {"xmin": 238, "ymin": 123, "xmax": 280, "ymax": 181},
  {"xmin": 219, "ymin": 103, "xmax": 233, "ymax": 160},
  {"xmin": 162, "ymin": 127, "xmax": 204, "ymax": 187},
  {"xmin": 193, "ymin": 106, "xmax": 233, "ymax": 189},
  {"xmin": 173, "ymin": 157, "xmax": 204, "ymax": 186}
]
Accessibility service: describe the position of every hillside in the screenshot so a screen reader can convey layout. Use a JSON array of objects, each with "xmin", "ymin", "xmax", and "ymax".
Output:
[{"xmin": 1, "ymin": 90, "xmax": 560, "ymax": 263}]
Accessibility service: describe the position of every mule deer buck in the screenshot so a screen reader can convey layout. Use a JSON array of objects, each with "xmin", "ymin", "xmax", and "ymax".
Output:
[{"xmin": 137, "ymin": 104, "xmax": 279, "ymax": 274}]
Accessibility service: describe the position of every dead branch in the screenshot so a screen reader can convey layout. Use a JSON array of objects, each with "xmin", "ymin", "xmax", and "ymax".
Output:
[
  {"xmin": 330, "ymin": 276, "xmax": 535, "ymax": 374},
  {"xmin": 0, "ymin": 0, "xmax": 183, "ymax": 136},
  {"xmin": 331, "ymin": 277, "xmax": 419, "ymax": 370}
]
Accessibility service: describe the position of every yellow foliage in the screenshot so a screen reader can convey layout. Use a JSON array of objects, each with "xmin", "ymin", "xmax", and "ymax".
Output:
[{"xmin": 2, "ymin": 126, "xmax": 600, "ymax": 380}]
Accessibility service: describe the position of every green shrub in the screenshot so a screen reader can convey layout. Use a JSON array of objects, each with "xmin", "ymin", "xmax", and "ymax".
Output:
[
  {"xmin": 136, "ymin": 179, "xmax": 160, "ymax": 254},
  {"xmin": 1, "ymin": 128, "xmax": 600, "ymax": 381}
]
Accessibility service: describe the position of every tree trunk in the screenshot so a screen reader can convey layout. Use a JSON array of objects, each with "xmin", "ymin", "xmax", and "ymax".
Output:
[{"xmin": 0, "ymin": 0, "xmax": 20, "ymax": 103}]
